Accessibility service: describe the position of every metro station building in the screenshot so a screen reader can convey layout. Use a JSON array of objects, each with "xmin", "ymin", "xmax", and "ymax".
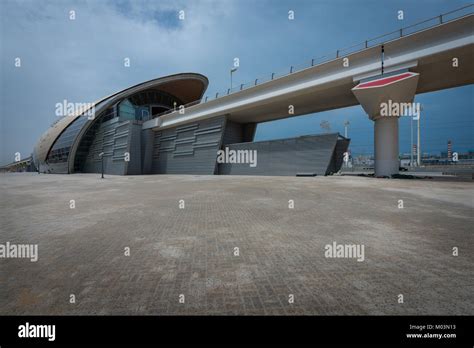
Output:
[{"xmin": 33, "ymin": 73, "xmax": 348, "ymax": 176}]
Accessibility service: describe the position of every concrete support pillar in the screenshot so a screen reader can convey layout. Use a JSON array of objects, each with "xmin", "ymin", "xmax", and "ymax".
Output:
[
  {"xmin": 352, "ymin": 71, "xmax": 420, "ymax": 177},
  {"xmin": 374, "ymin": 116, "xmax": 399, "ymax": 177}
]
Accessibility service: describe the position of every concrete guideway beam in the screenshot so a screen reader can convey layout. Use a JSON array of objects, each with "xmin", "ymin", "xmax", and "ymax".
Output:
[{"xmin": 142, "ymin": 14, "xmax": 473, "ymax": 131}]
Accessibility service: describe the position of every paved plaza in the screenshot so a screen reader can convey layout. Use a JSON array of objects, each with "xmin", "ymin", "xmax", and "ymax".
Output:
[{"xmin": 0, "ymin": 173, "xmax": 473, "ymax": 315}]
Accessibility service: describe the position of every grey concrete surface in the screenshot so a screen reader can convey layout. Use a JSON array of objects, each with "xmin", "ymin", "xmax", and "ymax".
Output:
[{"xmin": 0, "ymin": 173, "xmax": 473, "ymax": 315}]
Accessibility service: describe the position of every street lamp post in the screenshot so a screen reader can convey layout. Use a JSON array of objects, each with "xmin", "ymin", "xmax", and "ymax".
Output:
[
  {"xmin": 230, "ymin": 67, "xmax": 238, "ymax": 91},
  {"xmin": 344, "ymin": 120, "xmax": 350, "ymax": 138},
  {"xmin": 410, "ymin": 115, "xmax": 414, "ymax": 166},
  {"xmin": 99, "ymin": 152, "xmax": 104, "ymax": 179},
  {"xmin": 417, "ymin": 105, "xmax": 423, "ymax": 166}
]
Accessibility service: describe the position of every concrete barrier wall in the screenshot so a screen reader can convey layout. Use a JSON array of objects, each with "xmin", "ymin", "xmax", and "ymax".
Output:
[
  {"xmin": 82, "ymin": 118, "xmax": 141, "ymax": 175},
  {"xmin": 218, "ymin": 133, "xmax": 342, "ymax": 176},
  {"xmin": 150, "ymin": 116, "xmax": 225, "ymax": 174}
]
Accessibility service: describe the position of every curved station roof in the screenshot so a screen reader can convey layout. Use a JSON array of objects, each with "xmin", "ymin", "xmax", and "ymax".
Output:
[{"xmin": 33, "ymin": 73, "xmax": 208, "ymax": 172}]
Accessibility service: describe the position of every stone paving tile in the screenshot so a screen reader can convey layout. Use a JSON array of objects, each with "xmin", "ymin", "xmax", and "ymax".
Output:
[{"xmin": 0, "ymin": 173, "xmax": 473, "ymax": 315}]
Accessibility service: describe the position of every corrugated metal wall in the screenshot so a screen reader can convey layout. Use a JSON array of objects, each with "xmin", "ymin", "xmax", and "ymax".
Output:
[
  {"xmin": 218, "ymin": 133, "xmax": 343, "ymax": 176},
  {"xmin": 150, "ymin": 116, "xmax": 225, "ymax": 174}
]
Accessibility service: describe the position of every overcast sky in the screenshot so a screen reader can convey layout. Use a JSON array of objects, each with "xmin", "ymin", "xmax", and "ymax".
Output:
[{"xmin": 1, "ymin": 0, "xmax": 472, "ymax": 165}]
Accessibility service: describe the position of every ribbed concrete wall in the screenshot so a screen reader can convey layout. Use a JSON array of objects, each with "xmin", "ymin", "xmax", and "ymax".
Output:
[
  {"xmin": 329, "ymin": 138, "xmax": 350, "ymax": 174},
  {"xmin": 125, "ymin": 123, "xmax": 143, "ymax": 175},
  {"xmin": 150, "ymin": 116, "xmax": 225, "ymax": 174},
  {"xmin": 222, "ymin": 120, "xmax": 256, "ymax": 145},
  {"xmin": 141, "ymin": 129, "xmax": 154, "ymax": 174},
  {"xmin": 218, "ymin": 133, "xmax": 343, "ymax": 176},
  {"xmin": 82, "ymin": 118, "xmax": 141, "ymax": 175},
  {"xmin": 222, "ymin": 120, "xmax": 244, "ymax": 145}
]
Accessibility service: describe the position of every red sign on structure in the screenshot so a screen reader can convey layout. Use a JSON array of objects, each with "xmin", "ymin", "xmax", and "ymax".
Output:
[{"xmin": 354, "ymin": 72, "xmax": 418, "ymax": 89}]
